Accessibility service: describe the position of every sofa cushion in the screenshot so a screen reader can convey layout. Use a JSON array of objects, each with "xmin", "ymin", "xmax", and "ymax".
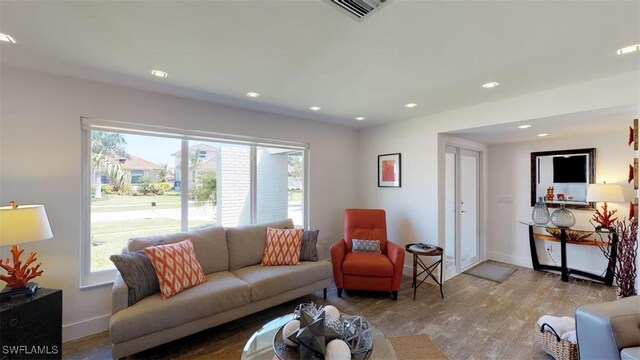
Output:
[
  {"xmin": 128, "ymin": 226, "xmax": 228, "ymax": 274},
  {"xmin": 109, "ymin": 271, "xmax": 250, "ymax": 343},
  {"xmin": 232, "ymin": 260, "xmax": 331, "ymax": 302},
  {"xmin": 342, "ymin": 253, "xmax": 393, "ymax": 277},
  {"xmin": 300, "ymin": 230, "xmax": 319, "ymax": 261},
  {"xmin": 144, "ymin": 239, "xmax": 207, "ymax": 299},
  {"xmin": 109, "ymin": 250, "xmax": 159, "ymax": 306},
  {"xmin": 226, "ymin": 219, "xmax": 294, "ymax": 270},
  {"xmin": 261, "ymin": 227, "xmax": 303, "ymax": 266}
]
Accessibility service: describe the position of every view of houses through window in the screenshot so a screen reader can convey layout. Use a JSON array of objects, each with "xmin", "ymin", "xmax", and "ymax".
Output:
[{"xmin": 89, "ymin": 130, "xmax": 305, "ymax": 273}]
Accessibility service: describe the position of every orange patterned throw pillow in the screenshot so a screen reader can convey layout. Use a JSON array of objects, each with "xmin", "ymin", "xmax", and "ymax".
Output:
[
  {"xmin": 144, "ymin": 239, "xmax": 206, "ymax": 299},
  {"xmin": 261, "ymin": 227, "xmax": 304, "ymax": 266}
]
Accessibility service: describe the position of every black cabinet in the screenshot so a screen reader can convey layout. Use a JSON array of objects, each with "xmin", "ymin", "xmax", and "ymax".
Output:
[{"xmin": 0, "ymin": 288, "xmax": 62, "ymax": 360}]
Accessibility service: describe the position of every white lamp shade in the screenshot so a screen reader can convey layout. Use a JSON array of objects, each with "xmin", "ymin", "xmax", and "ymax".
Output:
[
  {"xmin": 586, "ymin": 183, "xmax": 625, "ymax": 203},
  {"xmin": 0, "ymin": 205, "xmax": 53, "ymax": 246}
]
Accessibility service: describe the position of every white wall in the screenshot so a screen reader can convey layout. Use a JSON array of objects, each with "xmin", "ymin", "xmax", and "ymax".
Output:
[
  {"xmin": 357, "ymin": 71, "xmax": 639, "ymax": 276},
  {"xmin": 487, "ymin": 130, "xmax": 633, "ymax": 272},
  {"xmin": 0, "ymin": 66, "xmax": 359, "ymax": 341}
]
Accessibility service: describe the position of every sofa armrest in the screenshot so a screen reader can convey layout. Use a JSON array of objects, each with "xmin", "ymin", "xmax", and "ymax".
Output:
[
  {"xmin": 112, "ymin": 272, "xmax": 129, "ymax": 315},
  {"xmin": 330, "ymin": 240, "xmax": 346, "ymax": 288},
  {"xmin": 385, "ymin": 241, "xmax": 405, "ymax": 291},
  {"xmin": 576, "ymin": 295, "xmax": 640, "ymax": 360}
]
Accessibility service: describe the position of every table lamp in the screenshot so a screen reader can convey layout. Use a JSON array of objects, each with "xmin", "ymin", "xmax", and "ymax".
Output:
[
  {"xmin": 586, "ymin": 183, "xmax": 625, "ymax": 230},
  {"xmin": 0, "ymin": 201, "xmax": 53, "ymax": 301}
]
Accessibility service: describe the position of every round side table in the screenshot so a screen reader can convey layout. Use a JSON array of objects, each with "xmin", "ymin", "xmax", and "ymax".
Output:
[{"xmin": 405, "ymin": 243, "xmax": 444, "ymax": 300}]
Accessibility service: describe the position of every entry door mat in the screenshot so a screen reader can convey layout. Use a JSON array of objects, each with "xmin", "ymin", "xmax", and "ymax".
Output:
[
  {"xmin": 463, "ymin": 261, "xmax": 517, "ymax": 283},
  {"xmin": 389, "ymin": 334, "xmax": 449, "ymax": 360}
]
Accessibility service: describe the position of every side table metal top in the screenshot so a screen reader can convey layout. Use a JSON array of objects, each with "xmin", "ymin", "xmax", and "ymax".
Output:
[{"xmin": 405, "ymin": 243, "xmax": 444, "ymax": 256}]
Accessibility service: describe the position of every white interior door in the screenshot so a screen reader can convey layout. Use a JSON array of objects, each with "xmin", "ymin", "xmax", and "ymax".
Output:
[
  {"xmin": 459, "ymin": 149, "xmax": 480, "ymax": 269},
  {"xmin": 444, "ymin": 147, "xmax": 457, "ymax": 276},
  {"xmin": 444, "ymin": 146, "xmax": 481, "ymax": 275}
]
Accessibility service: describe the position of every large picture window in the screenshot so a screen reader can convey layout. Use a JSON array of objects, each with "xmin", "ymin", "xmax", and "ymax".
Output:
[{"xmin": 81, "ymin": 119, "xmax": 308, "ymax": 286}]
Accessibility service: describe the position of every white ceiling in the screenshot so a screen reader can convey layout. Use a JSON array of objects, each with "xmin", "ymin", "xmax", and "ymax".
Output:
[
  {"xmin": 446, "ymin": 104, "xmax": 638, "ymax": 144},
  {"xmin": 0, "ymin": 1, "xmax": 638, "ymax": 128}
]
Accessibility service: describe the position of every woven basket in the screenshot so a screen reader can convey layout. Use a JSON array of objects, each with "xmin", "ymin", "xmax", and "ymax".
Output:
[{"xmin": 537, "ymin": 324, "xmax": 578, "ymax": 360}]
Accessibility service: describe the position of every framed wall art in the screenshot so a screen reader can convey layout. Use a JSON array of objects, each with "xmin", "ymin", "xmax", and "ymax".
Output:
[{"xmin": 378, "ymin": 153, "xmax": 401, "ymax": 187}]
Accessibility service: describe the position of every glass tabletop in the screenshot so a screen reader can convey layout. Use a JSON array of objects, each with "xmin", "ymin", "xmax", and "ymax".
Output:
[
  {"xmin": 518, "ymin": 220, "xmax": 603, "ymax": 233},
  {"xmin": 241, "ymin": 313, "xmax": 397, "ymax": 360}
]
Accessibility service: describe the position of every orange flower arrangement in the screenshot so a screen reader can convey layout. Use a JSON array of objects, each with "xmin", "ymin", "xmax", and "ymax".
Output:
[{"xmin": 0, "ymin": 245, "xmax": 43, "ymax": 289}]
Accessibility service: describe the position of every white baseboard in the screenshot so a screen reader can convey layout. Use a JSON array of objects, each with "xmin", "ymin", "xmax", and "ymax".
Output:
[
  {"xmin": 486, "ymin": 251, "xmax": 532, "ymax": 269},
  {"xmin": 63, "ymin": 314, "xmax": 110, "ymax": 343}
]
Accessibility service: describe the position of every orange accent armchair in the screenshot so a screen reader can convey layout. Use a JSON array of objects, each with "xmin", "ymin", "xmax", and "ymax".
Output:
[{"xmin": 330, "ymin": 209, "xmax": 405, "ymax": 300}]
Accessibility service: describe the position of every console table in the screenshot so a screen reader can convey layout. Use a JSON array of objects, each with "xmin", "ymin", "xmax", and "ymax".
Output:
[
  {"xmin": 520, "ymin": 221, "xmax": 616, "ymax": 285},
  {"xmin": 0, "ymin": 288, "xmax": 62, "ymax": 359}
]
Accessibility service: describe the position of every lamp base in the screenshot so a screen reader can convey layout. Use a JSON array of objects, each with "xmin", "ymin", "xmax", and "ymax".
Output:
[{"xmin": 0, "ymin": 282, "xmax": 38, "ymax": 301}]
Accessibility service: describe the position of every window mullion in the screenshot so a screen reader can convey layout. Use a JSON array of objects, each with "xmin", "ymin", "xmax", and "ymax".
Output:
[
  {"xmin": 181, "ymin": 139, "xmax": 189, "ymax": 231},
  {"xmin": 80, "ymin": 127, "xmax": 91, "ymax": 285},
  {"xmin": 250, "ymin": 146, "xmax": 257, "ymax": 224}
]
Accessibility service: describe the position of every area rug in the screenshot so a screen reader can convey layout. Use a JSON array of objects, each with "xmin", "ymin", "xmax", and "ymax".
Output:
[
  {"xmin": 463, "ymin": 261, "xmax": 516, "ymax": 283},
  {"xmin": 389, "ymin": 334, "xmax": 448, "ymax": 360}
]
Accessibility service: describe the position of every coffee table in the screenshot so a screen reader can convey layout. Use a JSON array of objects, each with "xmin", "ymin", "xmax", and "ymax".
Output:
[{"xmin": 241, "ymin": 313, "xmax": 397, "ymax": 360}]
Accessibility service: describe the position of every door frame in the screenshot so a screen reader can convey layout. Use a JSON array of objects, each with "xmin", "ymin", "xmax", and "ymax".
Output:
[
  {"xmin": 438, "ymin": 134, "xmax": 487, "ymax": 279},
  {"xmin": 458, "ymin": 148, "xmax": 480, "ymax": 270}
]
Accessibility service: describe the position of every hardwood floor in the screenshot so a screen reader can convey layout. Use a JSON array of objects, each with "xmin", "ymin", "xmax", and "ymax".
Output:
[{"xmin": 63, "ymin": 261, "xmax": 616, "ymax": 359}]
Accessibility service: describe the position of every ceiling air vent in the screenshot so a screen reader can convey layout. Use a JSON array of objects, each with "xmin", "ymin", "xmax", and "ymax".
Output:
[{"xmin": 325, "ymin": 0, "xmax": 389, "ymax": 22}]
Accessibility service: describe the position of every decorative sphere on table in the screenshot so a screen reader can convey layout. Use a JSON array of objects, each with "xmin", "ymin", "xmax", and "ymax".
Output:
[
  {"xmin": 325, "ymin": 339, "xmax": 351, "ymax": 360},
  {"xmin": 323, "ymin": 305, "xmax": 341, "ymax": 321},
  {"xmin": 283, "ymin": 320, "xmax": 300, "ymax": 347},
  {"xmin": 341, "ymin": 315, "xmax": 373, "ymax": 355}
]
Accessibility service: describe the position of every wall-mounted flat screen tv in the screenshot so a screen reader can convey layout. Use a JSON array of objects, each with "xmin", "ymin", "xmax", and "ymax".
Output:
[{"xmin": 553, "ymin": 155, "xmax": 587, "ymax": 183}]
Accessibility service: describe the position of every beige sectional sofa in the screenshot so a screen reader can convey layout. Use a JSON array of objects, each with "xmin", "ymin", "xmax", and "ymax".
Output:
[{"xmin": 109, "ymin": 219, "xmax": 332, "ymax": 359}]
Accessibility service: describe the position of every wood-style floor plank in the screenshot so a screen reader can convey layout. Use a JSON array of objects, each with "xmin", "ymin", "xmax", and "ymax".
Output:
[{"xmin": 63, "ymin": 262, "xmax": 616, "ymax": 359}]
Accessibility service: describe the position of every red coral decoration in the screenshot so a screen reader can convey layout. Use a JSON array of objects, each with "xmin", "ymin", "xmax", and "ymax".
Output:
[
  {"xmin": 0, "ymin": 245, "xmax": 43, "ymax": 289},
  {"xmin": 592, "ymin": 203, "xmax": 618, "ymax": 229},
  {"xmin": 630, "ymin": 201, "xmax": 636, "ymax": 222}
]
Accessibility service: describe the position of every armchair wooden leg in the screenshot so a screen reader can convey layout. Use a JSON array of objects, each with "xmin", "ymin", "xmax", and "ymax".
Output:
[
  {"xmin": 323, "ymin": 288, "xmax": 327, "ymax": 299},
  {"xmin": 391, "ymin": 291, "xmax": 398, "ymax": 300},
  {"xmin": 337, "ymin": 288, "xmax": 343, "ymax": 298}
]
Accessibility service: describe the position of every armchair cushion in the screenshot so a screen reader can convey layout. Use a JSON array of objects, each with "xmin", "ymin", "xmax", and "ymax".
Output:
[
  {"xmin": 352, "ymin": 239, "xmax": 381, "ymax": 253},
  {"xmin": 342, "ymin": 253, "xmax": 394, "ymax": 277}
]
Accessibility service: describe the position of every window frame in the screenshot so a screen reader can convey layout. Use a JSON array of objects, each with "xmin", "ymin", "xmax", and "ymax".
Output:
[{"xmin": 80, "ymin": 118, "xmax": 309, "ymax": 288}]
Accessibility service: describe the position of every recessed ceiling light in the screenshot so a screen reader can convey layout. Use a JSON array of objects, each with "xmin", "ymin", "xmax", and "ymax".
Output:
[
  {"xmin": 617, "ymin": 44, "xmax": 640, "ymax": 55},
  {"xmin": 355, "ymin": 117, "xmax": 365, "ymax": 121},
  {"xmin": 537, "ymin": 133, "xmax": 549, "ymax": 137},
  {"xmin": 518, "ymin": 124, "xmax": 532, "ymax": 129},
  {"xmin": 0, "ymin": 33, "xmax": 16, "ymax": 44},
  {"xmin": 482, "ymin": 82, "xmax": 500, "ymax": 89},
  {"xmin": 150, "ymin": 69, "xmax": 168, "ymax": 78},
  {"xmin": 405, "ymin": 103, "xmax": 418, "ymax": 108},
  {"xmin": 309, "ymin": 106, "xmax": 321, "ymax": 111},
  {"xmin": 246, "ymin": 92, "xmax": 260, "ymax": 98}
]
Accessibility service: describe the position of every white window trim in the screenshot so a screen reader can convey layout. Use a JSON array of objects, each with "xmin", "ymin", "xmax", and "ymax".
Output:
[{"xmin": 80, "ymin": 118, "xmax": 309, "ymax": 288}]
